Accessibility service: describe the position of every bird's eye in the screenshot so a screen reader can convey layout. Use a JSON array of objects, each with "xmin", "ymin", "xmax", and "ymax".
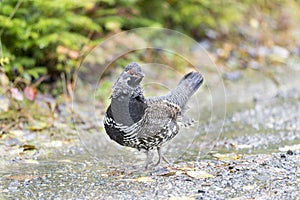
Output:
[{"xmin": 128, "ymin": 69, "xmax": 136, "ymax": 75}]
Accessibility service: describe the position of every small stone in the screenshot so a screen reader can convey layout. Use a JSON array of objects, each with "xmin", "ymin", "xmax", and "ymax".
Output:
[
  {"xmin": 280, "ymin": 154, "xmax": 286, "ymax": 159},
  {"xmin": 223, "ymin": 71, "xmax": 242, "ymax": 81},
  {"xmin": 269, "ymin": 45, "xmax": 290, "ymax": 62},
  {"xmin": 286, "ymin": 150, "xmax": 294, "ymax": 155},
  {"xmin": 248, "ymin": 60, "xmax": 261, "ymax": 70},
  {"xmin": 197, "ymin": 189, "xmax": 206, "ymax": 194}
]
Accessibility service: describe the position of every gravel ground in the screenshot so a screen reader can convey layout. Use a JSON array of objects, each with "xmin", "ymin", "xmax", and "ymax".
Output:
[
  {"xmin": 1, "ymin": 151, "xmax": 299, "ymax": 199},
  {"xmin": 1, "ymin": 97, "xmax": 300, "ymax": 199},
  {"xmin": 1, "ymin": 64, "xmax": 300, "ymax": 199}
]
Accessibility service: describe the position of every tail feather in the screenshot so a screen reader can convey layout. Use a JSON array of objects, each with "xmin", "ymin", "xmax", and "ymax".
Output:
[
  {"xmin": 146, "ymin": 72, "xmax": 203, "ymax": 109},
  {"xmin": 179, "ymin": 72, "xmax": 203, "ymax": 94},
  {"xmin": 167, "ymin": 72, "xmax": 203, "ymax": 109}
]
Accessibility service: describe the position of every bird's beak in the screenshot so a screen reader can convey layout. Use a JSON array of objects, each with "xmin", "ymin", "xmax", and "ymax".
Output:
[
  {"xmin": 136, "ymin": 71, "xmax": 144, "ymax": 79},
  {"xmin": 134, "ymin": 73, "xmax": 144, "ymax": 84}
]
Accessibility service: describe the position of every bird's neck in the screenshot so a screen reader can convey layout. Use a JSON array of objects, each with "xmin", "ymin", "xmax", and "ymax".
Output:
[
  {"xmin": 111, "ymin": 93, "xmax": 135, "ymax": 126},
  {"xmin": 110, "ymin": 89, "xmax": 146, "ymax": 126}
]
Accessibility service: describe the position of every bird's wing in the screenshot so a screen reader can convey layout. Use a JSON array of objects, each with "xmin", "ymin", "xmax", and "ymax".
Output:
[{"xmin": 135, "ymin": 100, "xmax": 181, "ymax": 138}]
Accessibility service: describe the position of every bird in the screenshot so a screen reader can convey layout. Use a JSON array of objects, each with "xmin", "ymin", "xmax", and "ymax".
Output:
[{"xmin": 104, "ymin": 62, "xmax": 203, "ymax": 168}]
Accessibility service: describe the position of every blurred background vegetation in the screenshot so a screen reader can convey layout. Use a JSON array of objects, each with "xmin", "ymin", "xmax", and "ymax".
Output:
[{"xmin": 1, "ymin": 0, "xmax": 300, "ymax": 103}]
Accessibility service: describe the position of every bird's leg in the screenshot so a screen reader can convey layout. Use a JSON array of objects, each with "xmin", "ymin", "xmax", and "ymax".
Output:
[
  {"xmin": 162, "ymin": 155, "xmax": 170, "ymax": 164},
  {"xmin": 154, "ymin": 147, "xmax": 170, "ymax": 167},
  {"xmin": 144, "ymin": 150, "xmax": 154, "ymax": 169}
]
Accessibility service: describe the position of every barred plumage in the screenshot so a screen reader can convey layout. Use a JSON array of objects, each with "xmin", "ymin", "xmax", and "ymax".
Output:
[{"xmin": 104, "ymin": 62, "xmax": 203, "ymax": 168}]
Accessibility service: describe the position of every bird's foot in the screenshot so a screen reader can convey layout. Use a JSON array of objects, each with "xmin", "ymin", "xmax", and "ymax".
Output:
[
  {"xmin": 153, "ymin": 155, "xmax": 170, "ymax": 167},
  {"xmin": 152, "ymin": 147, "xmax": 170, "ymax": 167},
  {"xmin": 144, "ymin": 150, "xmax": 154, "ymax": 169},
  {"xmin": 144, "ymin": 147, "xmax": 171, "ymax": 169}
]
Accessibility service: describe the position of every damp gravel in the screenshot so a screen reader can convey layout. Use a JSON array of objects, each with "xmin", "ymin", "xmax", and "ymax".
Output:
[{"xmin": 0, "ymin": 151, "xmax": 299, "ymax": 199}]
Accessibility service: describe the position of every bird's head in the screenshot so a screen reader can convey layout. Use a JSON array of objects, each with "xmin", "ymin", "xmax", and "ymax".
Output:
[
  {"xmin": 111, "ymin": 62, "xmax": 144, "ymax": 98},
  {"xmin": 122, "ymin": 62, "xmax": 144, "ymax": 87}
]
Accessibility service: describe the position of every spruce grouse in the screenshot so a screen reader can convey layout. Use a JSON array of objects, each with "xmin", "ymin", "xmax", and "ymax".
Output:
[{"xmin": 104, "ymin": 62, "xmax": 203, "ymax": 168}]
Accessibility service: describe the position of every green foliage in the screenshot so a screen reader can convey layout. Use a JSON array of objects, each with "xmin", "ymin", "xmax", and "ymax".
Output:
[
  {"xmin": 0, "ymin": 0, "xmax": 268, "ymax": 92},
  {"xmin": 0, "ymin": 0, "xmax": 163, "ymax": 87},
  {"xmin": 95, "ymin": 0, "xmax": 244, "ymax": 37},
  {"xmin": 0, "ymin": 0, "xmax": 101, "ymax": 83},
  {"xmin": 135, "ymin": 0, "xmax": 244, "ymax": 38}
]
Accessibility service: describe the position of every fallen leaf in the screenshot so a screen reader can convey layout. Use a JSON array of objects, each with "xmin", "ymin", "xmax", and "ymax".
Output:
[
  {"xmin": 23, "ymin": 159, "xmax": 39, "ymax": 164},
  {"xmin": 177, "ymin": 166, "xmax": 196, "ymax": 171},
  {"xmin": 6, "ymin": 174, "xmax": 36, "ymax": 181},
  {"xmin": 22, "ymin": 144, "xmax": 37, "ymax": 151},
  {"xmin": 213, "ymin": 153, "xmax": 242, "ymax": 160},
  {"xmin": 28, "ymin": 120, "xmax": 48, "ymax": 131},
  {"xmin": 186, "ymin": 170, "xmax": 214, "ymax": 179},
  {"xmin": 159, "ymin": 170, "xmax": 176, "ymax": 177},
  {"xmin": 24, "ymin": 86, "xmax": 36, "ymax": 101},
  {"xmin": 136, "ymin": 176, "xmax": 154, "ymax": 182}
]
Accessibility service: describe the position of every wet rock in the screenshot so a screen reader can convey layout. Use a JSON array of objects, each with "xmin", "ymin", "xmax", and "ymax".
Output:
[
  {"xmin": 286, "ymin": 150, "xmax": 294, "ymax": 155},
  {"xmin": 8, "ymin": 180, "xmax": 19, "ymax": 191},
  {"xmin": 223, "ymin": 71, "xmax": 242, "ymax": 81},
  {"xmin": 248, "ymin": 60, "xmax": 261, "ymax": 70},
  {"xmin": 268, "ymin": 45, "xmax": 290, "ymax": 63},
  {"xmin": 257, "ymin": 46, "xmax": 270, "ymax": 58}
]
